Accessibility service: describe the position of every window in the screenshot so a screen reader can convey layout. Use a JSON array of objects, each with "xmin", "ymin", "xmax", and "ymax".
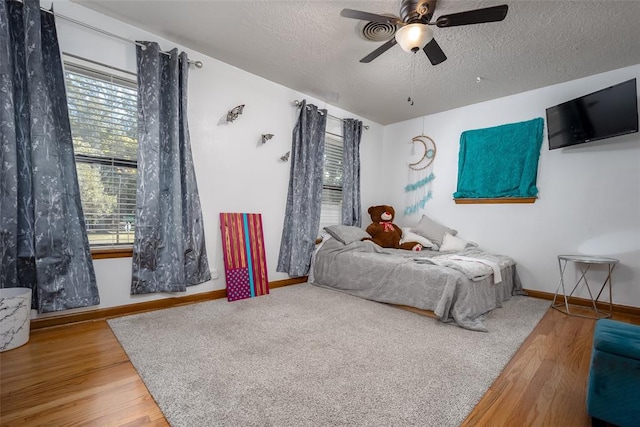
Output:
[
  {"xmin": 319, "ymin": 117, "xmax": 344, "ymax": 231},
  {"xmin": 64, "ymin": 59, "xmax": 138, "ymax": 247}
]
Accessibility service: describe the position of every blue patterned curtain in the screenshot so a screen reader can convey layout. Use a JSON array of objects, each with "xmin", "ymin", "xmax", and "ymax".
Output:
[
  {"xmin": 342, "ymin": 119, "xmax": 363, "ymax": 227},
  {"xmin": 277, "ymin": 101, "xmax": 327, "ymax": 277},
  {"xmin": 0, "ymin": 0, "xmax": 99, "ymax": 313},
  {"xmin": 131, "ymin": 42, "xmax": 211, "ymax": 294}
]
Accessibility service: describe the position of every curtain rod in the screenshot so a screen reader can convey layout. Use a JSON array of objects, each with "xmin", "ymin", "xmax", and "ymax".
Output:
[
  {"xmin": 40, "ymin": 7, "xmax": 203, "ymax": 69},
  {"xmin": 293, "ymin": 100, "xmax": 370, "ymax": 130}
]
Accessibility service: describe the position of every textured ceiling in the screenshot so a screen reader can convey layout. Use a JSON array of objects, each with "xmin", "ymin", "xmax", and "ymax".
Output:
[{"xmin": 73, "ymin": 0, "xmax": 640, "ymax": 125}]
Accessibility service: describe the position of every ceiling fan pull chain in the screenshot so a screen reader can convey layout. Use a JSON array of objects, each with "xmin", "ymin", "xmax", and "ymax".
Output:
[{"xmin": 408, "ymin": 53, "xmax": 416, "ymax": 106}]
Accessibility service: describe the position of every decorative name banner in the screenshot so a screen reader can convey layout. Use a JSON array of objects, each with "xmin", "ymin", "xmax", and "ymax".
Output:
[
  {"xmin": 404, "ymin": 191, "xmax": 433, "ymax": 216},
  {"xmin": 405, "ymin": 172, "xmax": 435, "ymax": 193}
]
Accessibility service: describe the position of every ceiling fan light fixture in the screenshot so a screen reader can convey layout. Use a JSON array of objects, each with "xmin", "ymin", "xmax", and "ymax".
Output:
[{"xmin": 395, "ymin": 23, "xmax": 433, "ymax": 53}]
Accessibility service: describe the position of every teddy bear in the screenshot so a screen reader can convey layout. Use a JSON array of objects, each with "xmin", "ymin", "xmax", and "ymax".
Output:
[{"xmin": 361, "ymin": 205, "xmax": 422, "ymax": 251}]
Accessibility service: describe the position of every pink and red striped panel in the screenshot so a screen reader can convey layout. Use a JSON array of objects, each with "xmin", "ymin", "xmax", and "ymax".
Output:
[{"xmin": 219, "ymin": 213, "xmax": 269, "ymax": 301}]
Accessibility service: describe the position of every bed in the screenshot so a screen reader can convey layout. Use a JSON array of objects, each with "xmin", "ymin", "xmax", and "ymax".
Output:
[{"xmin": 309, "ymin": 225, "xmax": 524, "ymax": 332}]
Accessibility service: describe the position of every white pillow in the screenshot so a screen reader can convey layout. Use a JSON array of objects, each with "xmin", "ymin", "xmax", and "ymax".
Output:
[
  {"xmin": 439, "ymin": 232, "xmax": 467, "ymax": 252},
  {"xmin": 401, "ymin": 228, "xmax": 436, "ymax": 249}
]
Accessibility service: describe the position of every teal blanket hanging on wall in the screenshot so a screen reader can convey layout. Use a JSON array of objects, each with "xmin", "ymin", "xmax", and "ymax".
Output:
[{"xmin": 453, "ymin": 117, "xmax": 544, "ymax": 199}]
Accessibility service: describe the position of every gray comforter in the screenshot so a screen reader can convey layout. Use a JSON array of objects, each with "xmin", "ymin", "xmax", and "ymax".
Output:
[{"xmin": 310, "ymin": 239, "xmax": 524, "ymax": 331}]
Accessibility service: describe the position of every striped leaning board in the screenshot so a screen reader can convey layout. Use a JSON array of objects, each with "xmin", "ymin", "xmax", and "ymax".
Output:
[{"xmin": 219, "ymin": 213, "xmax": 269, "ymax": 301}]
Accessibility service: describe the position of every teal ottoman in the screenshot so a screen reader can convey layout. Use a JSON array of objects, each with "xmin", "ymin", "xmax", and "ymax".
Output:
[{"xmin": 587, "ymin": 319, "xmax": 640, "ymax": 427}]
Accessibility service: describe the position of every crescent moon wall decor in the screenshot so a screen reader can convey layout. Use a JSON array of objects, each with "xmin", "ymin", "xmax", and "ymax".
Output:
[
  {"xmin": 405, "ymin": 135, "xmax": 437, "ymax": 216},
  {"xmin": 408, "ymin": 135, "xmax": 437, "ymax": 171}
]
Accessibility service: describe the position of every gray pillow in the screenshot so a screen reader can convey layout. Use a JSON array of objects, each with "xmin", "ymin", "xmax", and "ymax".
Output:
[
  {"xmin": 410, "ymin": 214, "xmax": 457, "ymax": 247},
  {"xmin": 323, "ymin": 225, "xmax": 370, "ymax": 245}
]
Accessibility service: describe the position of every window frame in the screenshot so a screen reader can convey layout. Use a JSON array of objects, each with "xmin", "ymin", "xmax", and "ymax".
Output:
[{"xmin": 63, "ymin": 55, "xmax": 138, "ymax": 258}]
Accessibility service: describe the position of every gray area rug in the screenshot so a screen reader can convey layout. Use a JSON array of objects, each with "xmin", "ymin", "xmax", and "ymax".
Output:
[{"xmin": 108, "ymin": 283, "xmax": 549, "ymax": 426}]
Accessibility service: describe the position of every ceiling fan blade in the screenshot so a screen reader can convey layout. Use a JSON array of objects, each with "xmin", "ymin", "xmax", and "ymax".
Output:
[
  {"xmin": 341, "ymin": 8, "xmax": 401, "ymax": 25},
  {"xmin": 423, "ymin": 38, "xmax": 447, "ymax": 65},
  {"xmin": 436, "ymin": 5, "xmax": 508, "ymax": 28},
  {"xmin": 360, "ymin": 38, "xmax": 397, "ymax": 63}
]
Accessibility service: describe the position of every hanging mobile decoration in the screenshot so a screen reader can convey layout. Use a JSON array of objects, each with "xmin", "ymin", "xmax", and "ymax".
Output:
[{"xmin": 404, "ymin": 131, "xmax": 437, "ymax": 216}]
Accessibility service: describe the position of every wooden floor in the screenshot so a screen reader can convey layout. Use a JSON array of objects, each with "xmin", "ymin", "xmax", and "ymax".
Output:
[
  {"xmin": 1, "ymin": 303, "xmax": 638, "ymax": 426},
  {"xmin": 462, "ymin": 306, "xmax": 639, "ymax": 426},
  {"xmin": 0, "ymin": 321, "xmax": 168, "ymax": 427}
]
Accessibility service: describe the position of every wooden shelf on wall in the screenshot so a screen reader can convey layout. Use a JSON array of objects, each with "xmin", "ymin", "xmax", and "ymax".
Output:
[{"xmin": 454, "ymin": 197, "xmax": 537, "ymax": 204}]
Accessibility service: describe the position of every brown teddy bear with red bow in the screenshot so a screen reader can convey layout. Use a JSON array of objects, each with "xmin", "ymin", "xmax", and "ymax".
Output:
[{"xmin": 362, "ymin": 205, "xmax": 422, "ymax": 251}]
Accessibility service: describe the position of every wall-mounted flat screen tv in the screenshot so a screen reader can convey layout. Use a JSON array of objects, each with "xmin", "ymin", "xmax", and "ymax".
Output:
[{"xmin": 546, "ymin": 78, "xmax": 638, "ymax": 150}]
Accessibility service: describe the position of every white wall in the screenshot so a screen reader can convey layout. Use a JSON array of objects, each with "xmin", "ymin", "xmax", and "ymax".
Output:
[
  {"xmin": 35, "ymin": 1, "xmax": 384, "ymax": 317},
  {"xmin": 383, "ymin": 65, "xmax": 640, "ymax": 307}
]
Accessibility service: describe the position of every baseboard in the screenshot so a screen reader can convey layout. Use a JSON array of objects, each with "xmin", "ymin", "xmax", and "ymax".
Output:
[
  {"xmin": 268, "ymin": 277, "xmax": 307, "ymax": 289},
  {"xmin": 31, "ymin": 277, "xmax": 308, "ymax": 330},
  {"xmin": 523, "ymin": 288, "xmax": 640, "ymax": 317}
]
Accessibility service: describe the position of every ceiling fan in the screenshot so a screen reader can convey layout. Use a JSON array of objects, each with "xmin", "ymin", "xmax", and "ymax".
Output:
[{"xmin": 341, "ymin": 0, "xmax": 508, "ymax": 65}]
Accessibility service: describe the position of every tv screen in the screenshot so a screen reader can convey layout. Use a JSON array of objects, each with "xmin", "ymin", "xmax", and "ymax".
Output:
[{"xmin": 546, "ymin": 78, "xmax": 638, "ymax": 150}]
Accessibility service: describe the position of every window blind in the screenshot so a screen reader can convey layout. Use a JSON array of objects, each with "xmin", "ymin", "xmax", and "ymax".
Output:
[
  {"xmin": 320, "ymin": 133, "xmax": 344, "ymax": 230},
  {"xmin": 64, "ymin": 63, "xmax": 138, "ymax": 246}
]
